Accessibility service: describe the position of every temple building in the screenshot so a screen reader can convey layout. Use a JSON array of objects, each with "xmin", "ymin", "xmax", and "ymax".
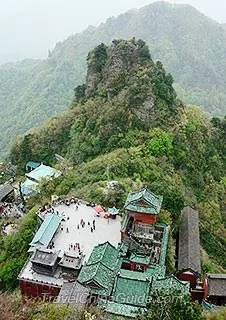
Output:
[
  {"xmin": 21, "ymin": 163, "xmax": 61, "ymax": 196},
  {"xmin": 176, "ymin": 206, "xmax": 205, "ymax": 301},
  {"xmin": 18, "ymin": 201, "xmax": 121, "ymax": 298},
  {"xmin": 121, "ymin": 188, "xmax": 163, "ymax": 240},
  {"xmin": 18, "ymin": 186, "xmax": 225, "ymax": 314},
  {"xmin": 0, "ymin": 183, "xmax": 15, "ymax": 214},
  {"xmin": 77, "ymin": 188, "xmax": 189, "ymax": 318},
  {"xmin": 77, "ymin": 242, "xmax": 121, "ymax": 297},
  {"xmin": 203, "ymin": 274, "xmax": 226, "ymax": 306},
  {"xmin": 0, "ymin": 183, "xmax": 14, "ymax": 203}
]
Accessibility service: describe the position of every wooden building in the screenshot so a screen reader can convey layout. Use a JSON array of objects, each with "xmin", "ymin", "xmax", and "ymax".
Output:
[
  {"xmin": 77, "ymin": 242, "xmax": 120, "ymax": 297},
  {"xmin": 0, "ymin": 183, "xmax": 15, "ymax": 214},
  {"xmin": 30, "ymin": 248, "xmax": 60, "ymax": 276},
  {"xmin": 177, "ymin": 207, "xmax": 201, "ymax": 288},
  {"xmin": 0, "ymin": 183, "xmax": 14, "ymax": 203},
  {"xmin": 176, "ymin": 206, "xmax": 205, "ymax": 302},
  {"xmin": 121, "ymin": 188, "xmax": 163, "ymax": 240},
  {"xmin": 203, "ymin": 274, "xmax": 226, "ymax": 306}
]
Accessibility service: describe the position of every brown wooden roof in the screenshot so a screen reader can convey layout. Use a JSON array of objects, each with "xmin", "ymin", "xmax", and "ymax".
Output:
[
  {"xmin": 0, "ymin": 183, "xmax": 14, "ymax": 201},
  {"xmin": 178, "ymin": 206, "xmax": 201, "ymax": 274},
  {"xmin": 207, "ymin": 274, "xmax": 226, "ymax": 297}
]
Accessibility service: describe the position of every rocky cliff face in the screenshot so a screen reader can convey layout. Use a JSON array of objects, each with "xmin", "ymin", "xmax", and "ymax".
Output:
[
  {"xmin": 85, "ymin": 43, "xmax": 107, "ymax": 96},
  {"xmin": 85, "ymin": 38, "xmax": 180, "ymax": 127}
]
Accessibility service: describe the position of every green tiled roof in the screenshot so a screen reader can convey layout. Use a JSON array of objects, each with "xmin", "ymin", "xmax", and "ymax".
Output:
[
  {"xmin": 108, "ymin": 207, "xmax": 119, "ymax": 215},
  {"xmin": 118, "ymin": 242, "xmax": 129, "ymax": 257},
  {"xmin": 113, "ymin": 273, "xmax": 151, "ymax": 307},
  {"xmin": 29, "ymin": 213, "xmax": 62, "ymax": 248},
  {"xmin": 124, "ymin": 188, "xmax": 163, "ymax": 214},
  {"xmin": 98, "ymin": 299, "xmax": 146, "ymax": 318},
  {"xmin": 151, "ymin": 275, "xmax": 190, "ymax": 295},
  {"xmin": 159, "ymin": 224, "xmax": 170, "ymax": 266},
  {"xmin": 78, "ymin": 262, "xmax": 112, "ymax": 287},
  {"xmin": 130, "ymin": 253, "xmax": 150, "ymax": 265},
  {"xmin": 119, "ymin": 269, "xmax": 149, "ymax": 281},
  {"xmin": 78, "ymin": 262, "xmax": 116, "ymax": 296},
  {"xmin": 146, "ymin": 265, "xmax": 166, "ymax": 280},
  {"xmin": 78, "ymin": 242, "xmax": 122, "ymax": 296},
  {"xmin": 25, "ymin": 164, "xmax": 61, "ymax": 182},
  {"xmin": 87, "ymin": 242, "xmax": 118, "ymax": 270},
  {"xmin": 120, "ymin": 215, "xmax": 130, "ymax": 232},
  {"xmin": 26, "ymin": 161, "xmax": 40, "ymax": 170}
]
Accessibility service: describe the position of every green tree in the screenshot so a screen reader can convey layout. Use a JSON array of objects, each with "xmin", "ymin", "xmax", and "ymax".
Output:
[
  {"xmin": 139, "ymin": 292, "xmax": 203, "ymax": 320},
  {"xmin": 148, "ymin": 129, "xmax": 173, "ymax": 157}
]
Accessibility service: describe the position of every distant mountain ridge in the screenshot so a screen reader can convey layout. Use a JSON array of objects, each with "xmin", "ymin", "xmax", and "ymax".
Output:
[{"xmin": 0, "ymin": 1, "xmax": 226, "ymax": 158}]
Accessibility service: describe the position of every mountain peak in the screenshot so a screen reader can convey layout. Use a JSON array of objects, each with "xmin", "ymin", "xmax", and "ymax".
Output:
[
  {"xmin": 75, "ymin": 38, "xmax": 180, "ymax": 128},
  {"xmin": 85, "ymin": 39, "xmax": 151, "ymax": 98}
]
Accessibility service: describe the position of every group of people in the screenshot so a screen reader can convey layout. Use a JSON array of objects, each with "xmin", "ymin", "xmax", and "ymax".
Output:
[
  {"xmin": 77, "ymin": 218, "xmax": 96, "ymax": 233},
  {"xmin": 69, "ymin": 242, "xmax": 81, "ymax": 252},
  {"xmin": 0, "ymin": 202, "xmax": 22, "ymax": 218}
]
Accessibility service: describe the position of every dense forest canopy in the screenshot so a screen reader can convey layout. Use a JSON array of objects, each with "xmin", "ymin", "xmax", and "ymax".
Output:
[{"xmin": 0, "ymin": 1, "xmax": 226, "ymax": 159}]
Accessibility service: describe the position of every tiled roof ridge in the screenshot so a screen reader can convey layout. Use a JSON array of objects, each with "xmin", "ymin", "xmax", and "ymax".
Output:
[
  {"xmin": 118, "ymin": 273, "xmax": 150, "ymax": 282},
  {"xmin": 35, "ymin": 214, "xmax": 56, "ymax": 244},
  {"xmin": 131, "ymin": 188, "xmax": 162, "ymax": 203},
  {"xmin": 187, "ymin": 207, "xmax": 197, "ymax": 270},
  {"xmin": 178, "ymin": 206, "xmax": 201, "ymax": 273},
  {"xmin": 162, "ymin": 274, "xmax": 188, "ymax": 285},
  {"xmin": 88, "ymin": 259, "xmax": 116, "ymax": 272},
  {"xmin": 79, "ymin": 263, "xmax": 99, "ymax": 284},
  {"xmin": 207, "ymin": 273, "xmax": 226, "ymax": 279},
  {"xmin": 185, "ymin": 208, "xmax": 191, "ymax": 269},
  {"xmin": 30, "ymin": 213, "xmax": 62, "ymax": 246},
  {"xmin": 100, "ymin": 241, "xmax": 114, "ymax": 260},
  {"xmin": 86, "ymin": 241, "xmax": 117, "ymax": 269}
]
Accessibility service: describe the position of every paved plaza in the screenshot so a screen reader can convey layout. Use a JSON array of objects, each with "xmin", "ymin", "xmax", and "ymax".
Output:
[
  {"xmin": 19, "ymin": 201, "xmax": 122, "ymax": 286},
  {"xmin": 52, "ymin": 202, "xmax": 121, "ymax": 261}
]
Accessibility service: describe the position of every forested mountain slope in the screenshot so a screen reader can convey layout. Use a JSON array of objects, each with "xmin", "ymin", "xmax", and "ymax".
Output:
[
  {"xmin": 1, "ymin": 1, "xmax": 226, "ymax": 158},
  {"xmin": 9, "ymin": 39, "xmax": 226, "ymax": 285}
]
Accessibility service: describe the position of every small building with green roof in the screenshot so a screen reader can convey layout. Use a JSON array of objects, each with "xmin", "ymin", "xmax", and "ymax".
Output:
[
  {"xmin": 77, "ymin": 242, "xmax": 122, "ymax": 296},
  {"xmin": 77, "ymin": 262, "xmax": 116, "ymax": 296},
  {"xmin": 25, "ymin": 161, "xmax": 40, "ymax": 172},
  {"xmin": 122, "ymin": 188, "xmax": 163, "ymax": 240},
  {"xmin": 112, "ymin": 270, "xmax": 151, "ymax": 307},
  {"xmin": 151, "ymin": 275, "xmax": 190, "ymax": 296},
  {"xmin": 98, "ymin": 300, "xmax": 146, "ymax": 318},
  {"xmin": 86, "ymin": 241, "xmax": 119, "ymax": 270},
  {"xmin": 29, "ymin": 213, "xmax": 63, "ymax": 251},
  {"xmin": 22, "ymin": 163, "xmax": 61, "ymax": 196},
  {"xmin": 124, "ymin": 188, "xmax": 163, "ymax": 214}
]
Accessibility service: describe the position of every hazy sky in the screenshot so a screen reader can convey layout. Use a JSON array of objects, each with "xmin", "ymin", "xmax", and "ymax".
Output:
[{"xmin": 0, "ymin": 0, "xmax": 225, "ymax": 62}]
